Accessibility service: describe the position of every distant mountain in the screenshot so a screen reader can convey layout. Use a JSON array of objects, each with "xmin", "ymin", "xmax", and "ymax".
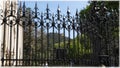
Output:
[{"xmin": 48, "ymin": 33, "xmax": 71, "ymax": 45}]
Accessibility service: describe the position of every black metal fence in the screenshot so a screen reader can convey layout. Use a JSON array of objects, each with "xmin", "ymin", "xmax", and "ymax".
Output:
[{"xmin": 0, "ymin": 1, "xmax": 119, "ymax": 66}]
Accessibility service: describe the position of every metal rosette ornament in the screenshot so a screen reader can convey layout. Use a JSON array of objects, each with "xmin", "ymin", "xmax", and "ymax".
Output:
[{"xmin": 4, "ymin": 2, "xmax": 17, "ymax": 26}]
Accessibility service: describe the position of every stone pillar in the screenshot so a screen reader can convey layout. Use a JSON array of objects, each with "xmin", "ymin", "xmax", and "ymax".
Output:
[{"xmin": 0, "ymin": 0, "xmax": 23, "ymax": 66}]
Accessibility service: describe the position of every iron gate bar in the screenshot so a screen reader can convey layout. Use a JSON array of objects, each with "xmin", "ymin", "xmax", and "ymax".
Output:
[
  {"xmin": 40, "ymin": 12, "xmax": 44, "ymax": 65},
  {"xmin": 46, "ymin": 22, "xmax": 49, "ymax": 61},
  {"xmin": 22, "ymin": 21, "xmax": 25, "ymax": 66},
  {"xmin": 34, "ymin": 22, "xmax": 37, "ymax": 65},
  {"xmin": 29, "ymin": 8, "xmax": 32, "ymax": 66},
  {"xmin": 52, "ymin": 14, "xmax": 55, "ymax": 64},
  {"xmin": 75, "ymin": 9, "xmax": 79, "ymax": 62},
  {"xmin": 113, "ymin": 10, "xmax": 118, "ymax": 66},
  {"xmin": 63, "ymin": 16, "xmax": 66, "ymax": 66},
  {"xmin": 16, "ymin": 6, "xmax": 20, "ymax": 66},
  {"xmin": 1, "ymin": 12, "xmax": 7, "ymax": 66}
]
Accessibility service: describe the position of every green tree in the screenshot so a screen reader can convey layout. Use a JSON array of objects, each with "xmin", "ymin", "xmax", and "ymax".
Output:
[{"xmin": 79, "ymin": 1, "xmax": 119, "ymax": 66}]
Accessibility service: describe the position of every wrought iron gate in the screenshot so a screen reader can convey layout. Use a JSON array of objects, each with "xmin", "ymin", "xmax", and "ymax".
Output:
[{"xmin": 0, "ymin": 1, "xmax": 119, "ymax": 66}]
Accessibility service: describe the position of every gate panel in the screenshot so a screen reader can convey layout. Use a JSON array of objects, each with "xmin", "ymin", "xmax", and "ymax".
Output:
[{"xmin": 0, "ymin": 1, "xmax": 119, "ymax": 66}]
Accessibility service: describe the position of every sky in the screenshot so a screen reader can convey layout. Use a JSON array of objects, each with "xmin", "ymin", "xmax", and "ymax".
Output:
[
  {"xmin": 19, "ymin": 1, "xmax": 89, "ymax": 16},
  {"xmin": 18, "ymin": 1, "xmax": 89, "ymax": 39}
]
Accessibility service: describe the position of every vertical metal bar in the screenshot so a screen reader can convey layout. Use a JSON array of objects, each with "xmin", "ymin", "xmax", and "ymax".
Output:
[
  {"xmin": 52, "ymin": 14, "xmax": 55, "ymax": 65},
  {"xmin": 86, "ymin": 22, "xmax": 88, "ymax": 65},
  {"xmin": 91, "ymin": 28, "xmax": 94, "ymax": 65},
  {"xmin": 22, "ymin": 2, "xmax": 26, "ymax": 66},
  {"xmin": 28, "ymin": 24, "xmax": 31, "ymax": 65},
  {"xmin": 52, "ymin": 25, "xmax": 54, "ymax": 65},
  {"xmin": 46, "ymin": 25, "xmax": 48, "ymax": 61},
  {"xmin": 104, "ymin": 17, "xmax": 108, "ymax": 66},
  {"xmin": 58, "ymin": 24, "xmax": 60, "ymax": 48},
  {"xmin": 63, "ymin": 19, "xmax": 65, "ymax": 52},
  {"xmin": 9, "ymin": 21, "xmax": 13, "ymax": 66},
  {"xmin": 99, "ymin": 21, "xmax": 102, "ymax": 65},
  {"xmin": 41, "ymin": 24, "xmax": 43, "ymax": 66},
  {"xmin": 46, "ymin": 23, "xmax": 49, "ymax": 63},
  {"xmin": 83, "ymin": 23, "xmax": 86, "ymax": 65},
  {"xmin": 35, "ymin": 22, "xmax": 37, "ymax": 66},
  {"xmin": 77, "ymin": 28, "xmax": 79, "ymax": 65},
  {"xmin": 68, "ymin": 25, "xmax": 70, "ymax": 64},
  {"xmin": 88, "ymin": 24, "xmax": 92, "ymax": 65},
  {"xmin": 32, "ymin": 46, "xmax": 34, "ymax": 66},
  {"xmin": 80, "ymin": 19, "xmax": 83, "ymax": 65},
  {"xmin": 113, "ymin": 18, "xmax": 116, "ymax": 66},
  {"xmin": 2, "ymin": 18, "xmax": 6, "ymax": 66},
  {"xmin": 16, "ymin": 20, "xmax": 19, "ymax": 66},
  {"xmin": 22, "ymin": 21, "xmax": 25, "ymax": 66},
  {"xmin": 73, "ymin": 29, "xmax": 75, "ymax": 65},
  {"xmin": 106, "ymin": 17, "xmax": 109, "ymax": 66},
  {"xmin": 75, "ymin": 9, "xmax": 80, "ymax": 65},
  {"xmin": 72, "ymin": 19, "xmax": 75, "ymax": 64},
  {"xmin": 63, "ymin": 17, "xmax": 66, "ymax": 65}
]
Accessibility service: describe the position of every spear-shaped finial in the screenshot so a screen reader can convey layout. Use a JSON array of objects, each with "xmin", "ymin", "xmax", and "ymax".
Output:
[
  {"xmin": 67, "ymin": 6, "xmax": 70, "ymax": 20},
  {"xmin": 4, "ymin": 1, "xmax": 7, "ymax": 17},
  {"xmin": 46, "ymin": 4, "xmax": 50, "ymax": 19},
  {"xmin": 23, "ymin": 2, "xmax": 26, "ymax": 10},
  {"xmin": 46, "ymin": 3, "xmax": 49, "ymax": 11},
  {"xmin": 57, "ymin": 5, "xmax": 60, "ymax": 12},
  {"xmin": 76, "ymin": 9, "xmax": 78, "ymax": 16},
  {"xmin": 11, "ymin": 1, "xmax": 13, "ymax": 8},
  {"xmin": 23, "ymin": 2, "xmax": 26, "ymax": 16},
  {"xmin": 10, "ymin": 2, "xmax": 13, "ymax": 15},
  {"xmin": 35, "ymin": 2, "xmax": 38, "ymax": 17},
  {"xmin": 67, "ymin": 6, "xmax": 70, "ymax": 14}
]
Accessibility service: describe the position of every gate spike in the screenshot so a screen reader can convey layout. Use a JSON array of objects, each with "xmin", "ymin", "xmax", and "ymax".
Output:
[
  {"xmin": 23, "ymin": 2, "xmax": 26, "ymax": 16},
  {"xmin": 46, "ymin": 3, "xmax": 49, "ymax": 11},
  {"xmin": 41, "ymin": 12, "xmax": 43, "ymax": 21},
  {"xmin": 57, "ymin": 5, "xmax": 60, "ymax": 12},
  {"xmin": 10, "ymin": 2, "xmax": 13, "ymax": 15},
  {"xmin": 57, "ymin": 5, "xmax": 61, "ymax": 20},
  {"xmin": 4, "ymin": 1, "xmax": 7, "ymax": 17},
  {"xmin": 18, "ymin": 2, "xmax": 22, "ymax": 17},
  {"xmin": 35, "ymin": 2, "xmax": 38, "ymax": 17},
  {"xmin": 67, "ymin": 6, "xmax": 70, "ymax": 14},
  {"xmin": 35, "ymin": 2, "xmax": 38, "ymax": 11},
  {"xmin": 11, "ymin": 1, "xmax": 13, "ymax": 8},
  {"xmin": 23, "ymin": 2, "xmax": 26, "ymax": 7},
  {"xmin": 23, "ymin": 2, "xmax": 26, "ymax": 12},
  {"xmin": 46, "ymin": 4, "xmax": 50, "ymax": 19},
  {"xmin": 76, "ymin": 9, "xmax": 78, "ymax": 16},
  {"xmin": 35, "ymin": 2, "xmax": 38, "ymax": 9},
  {"xmin": 67, "ymin": 7, "xmax": 70, "ymax": 20}
]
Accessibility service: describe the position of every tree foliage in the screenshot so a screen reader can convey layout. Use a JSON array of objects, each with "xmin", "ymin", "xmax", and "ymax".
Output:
[{"xmin": 79, "ymin": 1, "xmax": 119, "ymax": 66}]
